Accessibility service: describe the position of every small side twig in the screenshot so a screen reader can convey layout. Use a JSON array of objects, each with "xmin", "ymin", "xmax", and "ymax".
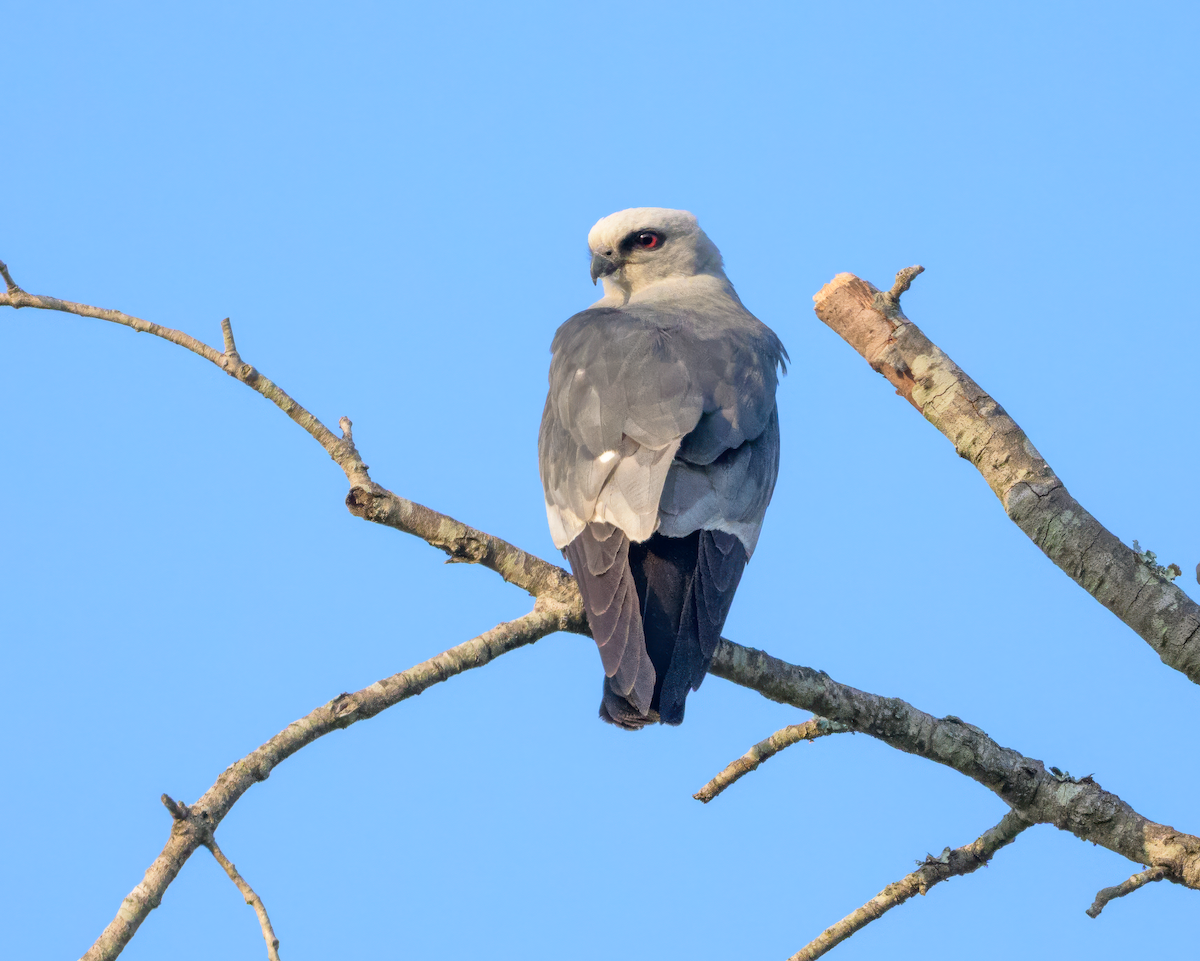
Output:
[
  {"xmin": 789, "ymin": 810, "xmax": 1031, "ymax": 960},
  {"xmin": 693, "ymin": 717, "xmax": 850, "ymax": 803},
  {"xmin": 872, "ymin": 264, "xmax": 924, "ymax": 322},
  {"xmin": 0, "ymin": 259, "xmax": 22, "ymax": 293},
  {"xmin": 888, "ymin": 264, "xmax": 924, "ymax": 301},
  {"xmin": 207, "ymin": 839, "xmax": 282, "ymax": 961},
  {"xmin": 1087, "ymin": 866, "xmax": 1166, "ymax": 919},
  {"xmin": 337, "ymin": 417, "xmax": 369, "ymax": 472},
  {"xmin": 220, "ymin": 316, "xmax": 241, "ymax": 362}
]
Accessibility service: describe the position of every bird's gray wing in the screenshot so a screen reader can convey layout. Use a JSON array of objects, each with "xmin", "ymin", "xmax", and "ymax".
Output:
[
  {"xmin": 540, "ymin": 307, "xmax": 708, "ymax": 719},
  {"xmin": 539, "ymin": 307, "xmax": 707, "ymax": 548},
  {"xmin": 641, "ymin": 307, "xmax": 784, "ymax": 720},
  {"xmin": 540, "ymin": 303, "xmax": 786, "ymax": 547},
  {"xmin": 653, "ymin": 306, "xmax": 786, "ymax": 556},
  {"xmin": 657, "ymin": 405, "xmax": 781, "ymax": 554}
]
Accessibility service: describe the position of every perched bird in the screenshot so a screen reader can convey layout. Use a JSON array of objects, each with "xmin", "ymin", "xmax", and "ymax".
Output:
[{"xmin": 539, "ymin": 208, "xmax": 786, "ymax": 729}]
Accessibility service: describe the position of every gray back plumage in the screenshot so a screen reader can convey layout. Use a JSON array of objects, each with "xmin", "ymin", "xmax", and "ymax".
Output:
[{"xmin": 539, "ymin": 300, "xmax": 786, "ymax": 554}]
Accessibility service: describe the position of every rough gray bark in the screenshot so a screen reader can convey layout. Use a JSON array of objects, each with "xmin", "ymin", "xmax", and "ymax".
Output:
[
  {"xmin": 812, "ymin": 271, "xmax": 1200, "ymax": 683},
  {"xmin": 693, "ymin": 717, "xmax": 852, "ymax": 803},
  {"xmin": 709, "ymin": 641, "xmax": 1200, "ymax": 887},
  {"xmin": 789, "ymin": 810, "xmax": 1032, "ymax": 960}
]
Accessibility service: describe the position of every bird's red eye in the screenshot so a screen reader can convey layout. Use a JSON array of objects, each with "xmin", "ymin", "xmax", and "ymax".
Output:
[{"xmin": 636, "ymin": 231, "xmax": 661, "ymax": 249}]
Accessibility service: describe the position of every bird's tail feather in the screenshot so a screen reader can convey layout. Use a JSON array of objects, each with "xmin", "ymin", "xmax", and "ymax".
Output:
[
  {"xmin": 568, "ymin": 525, "xmax": 746, "ymax": 729},
  {"xmin": 565, "ymin": 523, "xmax": 656, "ymax": 716},
  {"xmin": 649, "ymin": 530, "xmax": 746, "ymax": 725}
]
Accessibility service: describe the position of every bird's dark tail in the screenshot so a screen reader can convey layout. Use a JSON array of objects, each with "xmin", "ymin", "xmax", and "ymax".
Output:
[
  {"xmin": 567, "ymin": 525, "xmax": 746, "ymax": 728},
  {"xmin": 630, "ymin": 530, "xmax": 746, "ymax": 724}
]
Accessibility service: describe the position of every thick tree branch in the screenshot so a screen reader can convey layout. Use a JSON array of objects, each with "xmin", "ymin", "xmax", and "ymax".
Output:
[
  {"xmin": 709, "ymin": 641, "xmax": 1200, "ymax": 890},
  {"xmin": 693, "ymin": 717, "xmax": 851, "ymax": 803},
  {"xmin": 79, "ymin": 605, "xmax": 567, "ymax": 961},
  {"xmin": 207, "ymin": 839, "xmax": 282, "ymax": 961},
  {"xmin": 790, "ymin": 810, "xmax": 1031, "ymax": 960},
  {"xmin": 812, "ymin": 271, "xmax": 1200, "ymax": 683}
]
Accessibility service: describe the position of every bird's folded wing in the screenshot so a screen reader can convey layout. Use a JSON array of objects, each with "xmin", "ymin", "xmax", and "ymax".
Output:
[
  {"xmin": 540, "ymin": 307, "xmax": 705, "ymax": 547},
  {"xmin": 657, "ymin": 407, "xmax": 781, "ymax": 556},
  {"xmin": 540, "ymin": 304, "xmax": 786, "ymax": 548}
]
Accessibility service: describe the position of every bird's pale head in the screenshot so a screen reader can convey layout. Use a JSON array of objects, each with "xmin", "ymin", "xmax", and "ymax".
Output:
[{"xmin": 586, "ymin": 207, "xmax": 726, "ymax": 302}]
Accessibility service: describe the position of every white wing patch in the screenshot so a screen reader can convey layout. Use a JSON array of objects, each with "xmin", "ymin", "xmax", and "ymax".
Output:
[
  {"xmin": 598, "ymin": 450, "xmax": 616, "ymax": 464},
  {"xmin": 588, "ymin": 439, "xmax": 681, "ymax": 542}
]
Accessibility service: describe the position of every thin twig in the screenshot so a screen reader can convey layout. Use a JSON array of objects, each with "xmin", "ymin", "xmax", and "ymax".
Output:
[
  {"xmin": 0, "ymin": 265, "xmax": 578, "ymax": 604},
  {"xmin": 220, "ymin": 316, "xmax": 240, "ymax": 360},
  {"xmin": 0, "ymin": 276, "xmax": 371, "ymax": 481},
  {"xmin": 207, "ymin": 839, "xmax": 282, "ymax": 961},
  {"xmin": 79, "ymin": 605, "xmax": 569, "ymax": 961},
  {"xmin": 0, "ymin": 258, "xmax": 23, "ymax": 293},
  {"xmin": 1087, "ymin": 866, "xmax": 1166, "ymax": 918},
  {"xmin": 789, "ymin": 811, "xmax": 1031, "ymax": 960},
  {"xmin": 693, "ymin": 717, "xmax": 850, "ymax": 802},
  {"xmin": 888, "ymin": 264, "xmax": 925, "ymax": 301},
  {"xmin": 708, "ymin": 641, "xmax": 1200, "ymax": 889}
]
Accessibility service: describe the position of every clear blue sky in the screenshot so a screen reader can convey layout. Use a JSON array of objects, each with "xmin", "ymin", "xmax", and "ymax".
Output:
[{"xmin": 4, "ymin": 2, "xmax": 1198, "ymax": 959}]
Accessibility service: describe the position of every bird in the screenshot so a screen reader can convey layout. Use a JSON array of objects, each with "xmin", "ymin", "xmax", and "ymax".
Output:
[{"xmin": 538, "ymin": 208, "xmax": 786, "ymax": 729}]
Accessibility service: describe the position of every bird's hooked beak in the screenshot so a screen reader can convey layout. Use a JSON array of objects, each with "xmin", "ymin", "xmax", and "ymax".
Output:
[{"xmin": 590, "ymin": 250, "xmax": 620, "ymax": 285}]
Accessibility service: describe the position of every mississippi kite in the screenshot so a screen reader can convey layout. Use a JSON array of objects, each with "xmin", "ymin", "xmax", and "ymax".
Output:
[{"xmin": 539, "ymin": 208, "xmax": 786, "ymax": 729}]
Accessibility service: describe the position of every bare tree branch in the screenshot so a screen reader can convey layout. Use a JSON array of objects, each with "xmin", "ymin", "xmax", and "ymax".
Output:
[
  {"xmin": 78, "ymin": 606, "xmax": 566, "ymax": 961},
  {"xmin": 1087, "ymin": 866, "xmax": 1167, "ymax": 919},
  {"xmin": 789, "ymin": 810, "xmax": 1031, "ymax": 960},
  {"xmin": 207, "ymin": 839, "xmax": 282, "ymax": 961},
  {"xmin": 811, "ymin": 271, "xmax": 1200, "ymax": 684},
  {"xmin": 0, "ymin": 280, "xmax": 376, "ymax": 488},
  {"xmin": 708, "ymin": 642, "xmax": 1200, "ymax": 890},
  {"xmin": 6, "ymin": 268, "xmax": 1196, "ymax": 958},
  {"xmin": 0, "ymin": 269, "xmax": 580, "ymax": 606},
  {"xmin": 343, "ymin": 483, "xmax": 580, "ymax": 602},
  {"xmin": 693, "ymin": 717, "xmax": 851, "ymax": 803}
]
